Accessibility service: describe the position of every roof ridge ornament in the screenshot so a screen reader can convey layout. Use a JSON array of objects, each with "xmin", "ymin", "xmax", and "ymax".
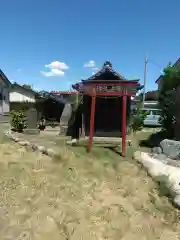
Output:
[{"xmin": 103, "ymin": 61, "xmax": 112, "ymax": 69}]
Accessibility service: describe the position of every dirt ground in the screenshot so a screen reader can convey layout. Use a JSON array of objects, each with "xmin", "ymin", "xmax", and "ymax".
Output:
[{"xmin": 0, "ymin": 134, "xmax": 180, "ymax": 239}]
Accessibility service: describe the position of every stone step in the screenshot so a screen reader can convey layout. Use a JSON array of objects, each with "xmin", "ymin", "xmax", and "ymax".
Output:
[{"xmin": 67, "ymin": 137, "xmax": 132, "ymax": 147}]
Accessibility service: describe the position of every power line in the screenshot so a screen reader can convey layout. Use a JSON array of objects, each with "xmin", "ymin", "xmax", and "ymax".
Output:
[{"xmin": 148, "ymin": 59, "xmax": 163, "ymax": 71}]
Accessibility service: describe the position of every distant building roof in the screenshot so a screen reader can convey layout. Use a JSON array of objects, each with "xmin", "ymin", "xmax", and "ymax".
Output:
[
  {"xmin": 11, "ymin": 83, "xmax": 39, "ymax": 96},
  {"xmin": 0, "ymin": 70, "xmax": 11, "ymax": 87},
  {"xmin": 173, "ymin": 58, "xmax": 180, "ymax": 68},
  {"xmin": 155, "ymin": 57, "xmax": 180, "ymax": 83},
  {"xmin": 38, "ymin": 90, "xmax": 68, "ymax": 104}
]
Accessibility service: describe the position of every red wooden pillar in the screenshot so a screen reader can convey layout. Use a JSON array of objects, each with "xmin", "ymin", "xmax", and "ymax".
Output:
[
  {"xmin": 87, "ymin": 89, "xmax": 96, "ymax": 152},
  {"xmin": 122, "ymin": 95, "xmax": 127, "ymax": 156}
]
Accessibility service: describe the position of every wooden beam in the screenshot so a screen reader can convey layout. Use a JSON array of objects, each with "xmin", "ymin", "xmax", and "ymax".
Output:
[
  {"xmin": 122, "ymin": 95, "xmax": 127, "ymax": 157},
  {"xmin": 90, "ymin": 92, "xmax": 136, "ymax": 97},
  {"xmin": 81, "ymin": 95, "xmax": 86, "ymax": 139},
  {"xmin": 87, "ymin": 89, "xmax": 96, "ymax": 152},
  {"xmin": 87, "ymin": 81, "xmax": 139, "ymax": 86}
]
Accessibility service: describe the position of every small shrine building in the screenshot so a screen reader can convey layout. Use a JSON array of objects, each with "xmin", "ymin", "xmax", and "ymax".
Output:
[{"xmin": 72, "ymin": 61, "xmax": 142, "ymax": 155}]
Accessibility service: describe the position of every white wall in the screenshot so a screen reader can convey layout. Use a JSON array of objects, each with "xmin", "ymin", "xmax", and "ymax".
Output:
[
  {"xmin": 10, "ymin": 88, "xmax": 36, "ymax": 103},
  {"xmin": 0, "ymin": 81, "xmax": 10, "ymax": 114}
]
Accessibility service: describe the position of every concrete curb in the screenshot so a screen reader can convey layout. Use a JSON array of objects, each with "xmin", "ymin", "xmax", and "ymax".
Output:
[{"xmin": 4, "ymin": 130, "xmax": 57, "ymax": 158}]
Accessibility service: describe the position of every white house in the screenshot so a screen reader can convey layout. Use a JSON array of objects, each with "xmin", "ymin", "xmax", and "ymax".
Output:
[
  {"xmin": 10, "ymin": 83, "xmax": 38, "ymax": 103},
  {"xmin": 0, "ymin": 70, "xmax": 11, "ymax": 114}
]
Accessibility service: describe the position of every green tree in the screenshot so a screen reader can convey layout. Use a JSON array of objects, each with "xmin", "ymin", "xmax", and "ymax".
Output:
[
  {"xmin": 130, "ymin": 102, "xmax": 149, "ymax": 133},
  {"xmin": 159, "ymin": 63, "xmax": 180, "ymax": 137}
]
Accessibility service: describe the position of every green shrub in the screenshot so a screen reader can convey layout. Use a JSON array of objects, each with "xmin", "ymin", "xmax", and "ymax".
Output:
[
  {"xmin": 11, "ymin": 110, "xmax": 26, "ymax": 131},
  {"xmin": 130, "ymin": 104, "xmax": 149, "ymax": 132}
]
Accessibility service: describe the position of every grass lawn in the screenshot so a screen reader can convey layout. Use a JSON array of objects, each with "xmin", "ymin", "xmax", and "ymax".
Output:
[{"xmin": 0, "ymin": 132, "xmax": 180, "ymax": 239}]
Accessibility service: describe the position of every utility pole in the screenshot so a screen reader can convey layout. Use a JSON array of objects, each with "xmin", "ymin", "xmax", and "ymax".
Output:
[{"xmin": 142, "ymin": 55, "xmax": 148, "ymax": 107}]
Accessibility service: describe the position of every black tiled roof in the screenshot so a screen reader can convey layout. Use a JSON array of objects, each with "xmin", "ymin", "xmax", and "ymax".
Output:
[
  {"xmin": 0, "ymin": 70, "xmax": 11, "ymax": 86},
  {"xmin": 11, "ymin": 83, "xmax": 39, "ymax": 95},
  {"xmin": 173, "ymin": 58, "xmax": 180, "ymax": 68},
  {"xmin": 85, "ymin": 61, "xmax": 128, "ymax": 82},
  {"xmin": 155, "ymin": 57, "xmax": 180, "ymax": 83}
]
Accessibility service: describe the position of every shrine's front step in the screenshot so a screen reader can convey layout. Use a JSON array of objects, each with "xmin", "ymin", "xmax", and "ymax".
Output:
[
  {"xmin": 69, "ymin": 137, "xmax": 132, "ymax": 147},
  {"xmin": 85, "ymin": 129, "xmax": 131, "ymax": 138},
  {"xmin": 44, "ymin": 126, "xmax": 60, "ymax": 132},
  {"xmin": 82, "ymin": 136, "xmax": 131, "ymax": 143}
]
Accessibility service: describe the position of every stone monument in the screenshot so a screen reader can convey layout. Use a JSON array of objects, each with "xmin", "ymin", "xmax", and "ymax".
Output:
[
  {"xmin": 59, "ymin": 103, "xmax": 72, "ymax": 135},
  {"xmin": 24, "ymin": 108, "xmax": 40, "ymax": 135}
]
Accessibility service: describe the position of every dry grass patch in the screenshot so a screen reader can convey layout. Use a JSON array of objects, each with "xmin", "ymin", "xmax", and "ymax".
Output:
[{"xmin": 0, "ymin": 141, "xmax": 179, "ymax": 239}]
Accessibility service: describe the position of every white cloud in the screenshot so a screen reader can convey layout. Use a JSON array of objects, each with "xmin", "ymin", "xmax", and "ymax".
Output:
[
  {"xmin": 84, "ymin": 60, "xmax": 96, "ymax": 68},
  {"xmin": 92, "ymin": 72, "xmax": 95, "ymax": 75},
  {"xmin": 45, "ymin": 61, "xmax": 69, "ymax": 70},
  {"xmin": 40, "ymin": 69, "xmax": 65, "ymax": 77},
  {"xmin": 41, "ymin": 60, "xmax": 69, "ymax": 77},
  {"xmin": 17, "ymin": 68, "xmax": 22, "ymax": 72}
]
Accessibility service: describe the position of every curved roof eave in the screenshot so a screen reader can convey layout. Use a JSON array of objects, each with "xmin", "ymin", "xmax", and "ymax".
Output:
[{"xmin": 86, "ymin": 65, "xmax": 127, "ymax": 81}]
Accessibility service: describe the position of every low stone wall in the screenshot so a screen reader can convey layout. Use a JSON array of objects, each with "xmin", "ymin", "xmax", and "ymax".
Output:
[
  {"xmin": 4, "ymin": 130, "xmax": 57, "ymax": 158},
  {"xmin": 0, "ymin": 114, "xmax": 10, "ymax": 123}
]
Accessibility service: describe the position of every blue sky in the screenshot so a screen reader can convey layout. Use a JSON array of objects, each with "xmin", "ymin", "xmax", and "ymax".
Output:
[{"xmin": 0, "ymin": 0, "xmax": 180, "ymax": 92}]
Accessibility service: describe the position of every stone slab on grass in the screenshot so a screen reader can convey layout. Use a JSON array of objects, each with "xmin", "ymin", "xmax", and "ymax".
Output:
[{"xmin": 134, "ymin": 151, "xmax": 180, "ymax": 208}]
